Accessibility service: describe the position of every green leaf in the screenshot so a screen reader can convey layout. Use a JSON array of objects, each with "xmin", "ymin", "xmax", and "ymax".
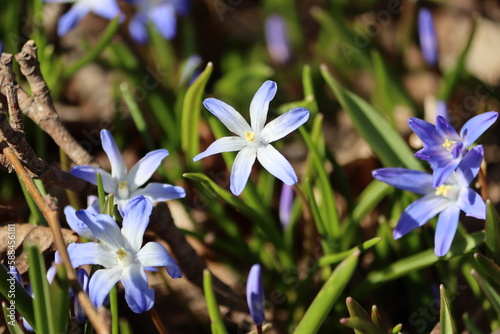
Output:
[
  {"xmin": 339, "ymin": 316, "xmax": 387, "ymax": 334},
  {"xmin": 28, "ymin": 246, "xmax": 54, "ymax": 334},
  {"xmin": 471, "ymin": 269, "xmax": 500, "ymax": 317},
  {"xmin": 346, "ymin": 297, "xmax": 371, "ymax": 334},
  {"xmin": 203, "ymin": 269, "xmax": 226, "ymax": 334},
  {"xmin": 351, "ymin": 181, "xmax": 392, "ymax": 223},
  {"xmin": 294, "ymin": 251, "xmax": 359, "ymax": 334},
  {"xmin": 97, "ymin": 173, "xmax": 106, "ymax": 214},
  {"xmin": 439, "ymin": 285, "xmax": 456, "ymax": 334},
  {"xmin": 182, "ymin": 62, "xmax": 213, "ymax": 163},
  {"xmin": 48, "ymin": 265, "xmax": 69, "ymax": 334},
  {"xmin": 474, "ymin": 253, "xmax": 500, "ymax": 285},
  {"xmin": 319, "ymin": 237, "xmax": 381, "ymax": 266},
  {"xmin": 2, "ymin": 302, "xmax": 24, "ymax": 334},
  {"xmin": 370, "ymin": 305, "xmax": 383, "ymax": 329},
  {"xmin": 485, "ymin": 200, "xmax": 500, "ymax": 263},
  {"xmin": 320, "ymin": 64, "xmax": 423, "ymax": 171}
]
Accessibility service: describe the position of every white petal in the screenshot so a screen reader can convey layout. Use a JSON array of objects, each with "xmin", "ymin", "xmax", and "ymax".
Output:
[
  {"xmin": 193, "ymin": 136, "xmax": 247, "ymax": 161},
  {"xmin": 260, "ymin": 107, "xmax": 309, "ymax": 143},
  {"xmin": 67, "ymin": 242, "xmax": 117, "ymax": 268},
  {"xmin": 256, "ymin": 145, "xmax": 297, "ymax": 185},
  {"xmin": 101, "ymin": 130, "xmax": 127, "ymax": 181},
  {"xmin": 230, "ymin": 147, "xmax": 257, "ymax": 195},
  {"xmin": 75, "ymin": 210, "xmax": 124, "ymax": 251},
  {"xmin": 121, "ymin": 196, "xmax": 152, "ymax": 252},
  {"xmin": 250, "ymin": 81, "xmax": 277, "ymax": 133},
  {"xmin": 203, "ymin": 98, "xmax": 252, "ymax": 137},
  {"xmin": 126, "ymin": 149, "xmax": 169, "ymax": 191},
  {"xmin": 89, "ymin": 266, "xmax": 122, "ymax": 308}
]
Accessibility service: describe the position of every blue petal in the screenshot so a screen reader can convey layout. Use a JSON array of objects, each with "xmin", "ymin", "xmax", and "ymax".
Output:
[
  {"xmin": 246, "ymin": 264, "xmax": 265, "ymax": 326},
  {"xmin": 149, "ymin": 3, "xmax": 177, "ymax": 40},
  {"xmin": 260, "ymin": 107, "xmax": 309, "ymax": 143},
  {"xmin": 408, "ymin": 118, "xmax": 441, "ymax": 146},
  {"xmin": 203, "ymin": 98, "xmax": 252, "ymax": 137},
  {"xmin": 132, "ymin": 183, "xmax": 186, "ymax": 202},
  {"xmin": 456, "ymin": 187, "xmax": 486, "ymax": 219},
  {"xmin": 256, "ymin": 145, "xmax": 297, "ymax": 185},
  {"xmin": 121, "ymin": 196, "xmax": 152, "ymax": 252},
  {"xmin": 89, "ymin": 266, "xmax": 122, "ymax": 308},
  {"xmin": 101, "ymin": 130, "xmax": 127, "ymax": 181},
  {"xmin": 121, "ymin": 264, "xmax": 155, "ymax": 313},
  {"xmin": 137, "ymin": 242, "xmax": 182, "ymax": 278},
  {"xmin": 91, "ymin": 0, "xmax": 122, "ymax": 21},
  {"xmin": 129, "ymin": 12, "xmax": 148, "ymax": 44},
  {"xmin": 435, "ymin": 116, "xmax": 461, "ymax": 141},
  {"xmin": 434, "ymin": 205, "xmax": 460, "ymax": 256},
  {"xmin": 64, "ymin": 205, "xmax": 96, "ymax": 241},
  {"xmin": 75, "ymin": 269, "xmax": 89, "ymax": 323},
  {"xmin": 67, "ymin": 242, "xmax": 117, "ymax": 268},
  {"xmin": 393, "ymin": 194, "xmax": 449, "ymax": 239},
  {"xmin": 455, "ymin": 145, "xmax": 484, "ymax": 186},
  {"xmin": 418, "ymin": 8, "xmax": 438, "ymax": 66},
  {"xmin": 460, "ymin": 111, "xmax": 498, "ymax": 147},
  {"xmin": 70, "ymin": 166, "xmax": 117, "ymax": 193},
  {"xmin": 75, "ymin": 210, "xmax": 123, "ymax": 250},
  {"xmin": 431, "ymin": 159, "xmax": 461, "ymax": 188},
  {"xmin": 279, "ymin": 183, "xmax": 295, "ymax": 228},
  {"xmin": 250, "ymin": 81, "xmax": 277, "ymax": 133},
  {"xmin": 193, "ymin": 136, "xmax": 247, "ymax": 162},
  {"xmin": 230, "ymin": 147, "xmax": 257, "ymax": 195},
  {"xmin": 265, "ymin": 14, "xmax": 291, "ymax": 64},
  {"xmin": 126, "ymin": 149, "xmax": 169, "ymax": 191},
  {"xmin": 371, "ymin": 168, "xmax": 433, "ymax": 195},
  {"xmin": 58, "ymin": 2, "xmax": 89, "ymax": 36},
  {"xmin": 436, "ymin": 100, "xmax": 448, "ymax": 121}
]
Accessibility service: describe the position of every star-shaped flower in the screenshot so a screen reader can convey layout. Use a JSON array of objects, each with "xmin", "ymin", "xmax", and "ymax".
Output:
[
  {"xmin": 409, "ymin": 112, "xmax": 497, "ymax": 187},
  {"xmin": 64, "ymin": 195, "xmax": 99, "ymax": 241},
  {"xmin": 70, "ymin": 129, "xmax": 185, "ymax": 213},
  {"xmin": 372, "ymin": 145, "xmax": 486, "ymax": 256},
  {"xmin": 42, "ymin": 0, "xmax": 122, "ymax": 36},
  {"xmin": 67, "ymin": 196, "xmax": 182, "ymax": 313},
  {"xmin": 193, "ymin": 80, "xmax": 310, "ymax": 195}
]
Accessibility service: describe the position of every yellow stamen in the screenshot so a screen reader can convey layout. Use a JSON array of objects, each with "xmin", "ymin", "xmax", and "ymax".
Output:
[
  {"xmin": 116, "ymin": 247, "xmax": 127, "ymax": 259},
  {"xmin": 435, "ymin": 185, "xmax": 451, "ymax": 196},
  {"xmin": 244, "ymin": 131, "xmax": 256, "ymax": 142},
  {"xmin": 442, "ymin": 139, "xmax": 456, "ymax": 151}
]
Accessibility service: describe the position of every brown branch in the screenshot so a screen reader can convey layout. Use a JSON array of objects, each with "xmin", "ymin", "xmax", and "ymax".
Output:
[
  {"xmin": 2, "ymin": 147, "xmax": 109, "ymax": 334},
  {"xmin": 0, "ymin": 40, "xmax": 96, "ymax": 166},
  {"xmin": 150, "ymin": 203, "xmax": 248, "ymax": 313}
]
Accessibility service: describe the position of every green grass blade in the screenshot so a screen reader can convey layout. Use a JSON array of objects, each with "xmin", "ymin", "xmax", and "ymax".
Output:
[
  {"xmin": 319, "ymin": 237, "xmax": 381, "ymax": 266},
  {"xmin": 471, "ymin": 269, "xmax": 500, "ymax": 319},
  {"xmin": 346, "ymin": 297, "xmax": 371, "ymax": 334},
  {"xmin": 294, "ymin": 251, "xmax": 359, "ymax": 334},
  {"xmin": 28, "ymin": 246, "xmax": 54, "ymax": 334},
  {"xmin": 48, "ymin": 265, "xmax": 69, "ymax": 334},
  {"xmin": 320, "ymin": 64, "xmax": 423, "ymax": 171},
  {"xmin": 339, "ymin": 317, "xmax": 387, "ymax": 334},
  {"xmin": 474, "ymin": 253, "xmax": 500, "ymax": 285},
  {"xmin": 485, "ymin": 200, "xmax": 500, "ymax": 263},
  {"xmin": 203, "ymin": 269, "xmax": 226, "ymax": 334},
  {"xmin": 439, "ymin": 285, "xmax": 456, "ymax": 334},
  {"xmin": 2, "ymin": 302, "xmax": 24, "ymax": 334}
]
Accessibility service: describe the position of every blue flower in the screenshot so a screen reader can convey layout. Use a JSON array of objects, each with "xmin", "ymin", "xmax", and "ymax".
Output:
[
  {"xmin": 67, "ymin": 196, "xmax": 182, "ymax": 313},
  {"xmin": 126, "ymin": 0, "xmax": 188, "ymax": 44},
  {"xmin": 418, "ymin": 8, "xmax": 438, "ymax": 66},
  {"xmin": 279, "ymin": 183, "xmax": 294, "ymax": 228},
  {"xmin": 372, "ymin": 145, "xmax": 486, "ymax": 256},
  {"xmin": 42, "ymin": 0, "xmax": 122, "ymax": 36},
  {"xmin": 74, "ymin": 269, "xmax": 89, "ymax": 323},
  {"xmin": 193, "ymin": 80, "xmax": 310, "ymax": 195},
  {"xmin": 265, "ymin": 14, "xmax": 291, "ymax": 65},
  {"xmin": 246, "ymin": 264, "xmax": 265, "ymax": 326},
  {"xmin": 70, "ymin": 129, "xmax": 185, "ymax": 213},
  {"xmin": 64, "ymin": 195, "xmax": 99, "ymax": 241},
  {"xmin": 409, "ymin": 112, "xmax": 498, "ymax": 187}
]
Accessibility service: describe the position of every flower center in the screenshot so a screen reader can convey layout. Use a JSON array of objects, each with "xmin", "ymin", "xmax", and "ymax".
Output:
[
  {"xmin": 116, "ymin": 247, "xmax": 133, "ymax": 266},
  {"xmin": 244, "ymin": 131, "xmax": 256, "ymax": 142},
  {"xmin": 435, "ymin": 185, "xmax": 451, "ymax": 197},
  {"xmin": 442, "ymin": 139, "xmax": 456, "ymax": 152},
  {"xmin": 118, "ymin": 181, "xmax": 129, "ymax": 199}
]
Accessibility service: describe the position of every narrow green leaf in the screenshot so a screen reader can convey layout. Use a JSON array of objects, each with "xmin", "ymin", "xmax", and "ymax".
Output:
[
  {"xmin": 2, "ymin": 302, "xmax": 24, "ymax": 334},
  {"xmin": 371, "ymin": 305, "xmax": 383, "ymax": 329},
  {"xmin": 110, "ymin": 286, "xmax": 119, "ymax": 334},
  {"xmin": 462, "ymin": 313, "xmax": 485, "ymax": 334},
  {"xmin": 485, "ymin": 200, "xmax": 500, "ymax": 263},
  {"xmin": 346, "ymin": 297, "xmax": 370, "ymax": 334},
  {"xmin": 28, "ymin": 246, "xmax": 54, "ymax": 334},
  {"xmin": 294, "ymin": 252, "xmax": 359, "ymax": 334},
  {"xmin": 339, "ymin": 316, "xmax": 387, "ymax": 334},
  {"xmin": 371, "ymin": 50, "xmax": 394, "ymax": 123},
  {"xmin": 48, "ymin": 265, "xmax": 69, "ymax": 334},
  {"xmin": 351, "ymin": 181, "xmax": 392, "ymax": 223},
  {"xmin": 18, "ymin": 176, "xmax": 43, "ymax": 226},
  {"xmin": 320, "ymin": 64, "xmax": 423, "ymax": 171},
  {"xmin": 97, "ymin": 173, "xmax": 106, "ymax": 214},
  {"xmin": 471, "ymin": 269, "xmax": 500, "ymax": 317},
  {"xmin": 203, "ymin": 269, "xmax": 226, "ymax": 334},
  {"xmin": 119, "ymin": 318, "xmax": 133, "ymax": 334},
  {"xmin": 181, "ymin": 62, "xmax": 213, "ymax": 162},
  {"xmin": 319, "ymin": 237, "xmax": 381, "ymax": 266},
  {"xmin": 474, "ymin": 253, "xmax": 500, "ymax": 285},
  {"xmin": 439, "ymin": 285, "xmax": 456, "ymax": 334}
]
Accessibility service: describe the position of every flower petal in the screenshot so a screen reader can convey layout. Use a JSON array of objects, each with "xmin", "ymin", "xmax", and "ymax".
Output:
[
  {"xmin": 435, "ymin": 116, "xmax": 461, "ymax": 141},
  {"xmin": 64, "ymin": 205, "xmax": 97, "ymax": 241},
  {"xmin": 408, "ymin": 118, "xmax": 441, "ymax": 146},
  {"xmin": 67, "ymin": 242, "xmax": 117, "ymax": 268},
  {"xmin": 91, "ymin": 0, "xmax": 122, "ymax": 20},
  {"xmin": 58, "ymin": 2, "xmax": 89, "ymax": 36},
  {"xmin": 101, "ymin": 130, "xmax": 127, "ymax": 181},
  {"xmin": 460, "ymin": 111, "xmax": 498, "ymax": 147},
  {"xmin": 126, "ymin": 149, "xmax": 169, "ymax": 191},
  {"xmin": 371, "ymin": 168, "xmax": 433, "ymax": 195},
  {"xmin": 137, "ymin": 242, "xmax": 182, "ymax": 278},
  {"xmin": 75, "ymin": 210, "xmax": 123, "ymax": 251},
  {"xmin": 456, "ymin": 187, "xmax": 486, "ymax": 220},
  {"xmin": 256, "ymin": 145, "xmax": 297, "ymax": 185},
  {"xmin": 132, "ymin": 183, "xmax": 186, "ymax": 202},
  {"xmin": 418, "ymin": 8, "xmax": 438, "ymax": 66},
  {"xmin": 434, "ymin": 205, "xmax": 460, "ymax": 256},
  {"xmin": 203, "ymin": 98, "xmax": 252, "ymax": 137},
  {"xmin": 70, "ymin": 166, "xmax": 117, "ymax": 193},
  {"xmin": 129, "ymin": 12, "xmax": 148, "ymax": 44},
  {"xmin": 246, "ymin": 264, "xmax": 265, "ymax": 326},
  {"xmin": 393, "ymin": 194, "xmax": 449, "ymax": 239},
  {"xmin": 455, "ymin": 145, "xmax": 484, "ymax": 186},
  {"xmin": 193, "ymin": 136, "xmax": 247, "ymax": 162},
  {"xmin": 89, "ymin": 266, "xmax": 122, "ymax": 308},
  {"xmin": 250, "ymin": 81, "xmax": 277, "ymax": 133},
  {"xmin": 149, "ymin": 3, "xmax": 176, "ymax": 40},
  {"xmin": 260, "ymin": 107, "xmax": 309, "ymax": 143},
  {"xmin": 230, "ymin": 146, "xmax": 257, "ymax": 195},
  {"xmin": 431, "ymin": 160, "xmax": 461, "ymax": 188},
  {"xmin": 121, "ymin": 196, "xmax": 152, "ymax": 252},
  {"xmin": 121, "ymin": 263, "xmax": 155, "ymax": 313}
]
